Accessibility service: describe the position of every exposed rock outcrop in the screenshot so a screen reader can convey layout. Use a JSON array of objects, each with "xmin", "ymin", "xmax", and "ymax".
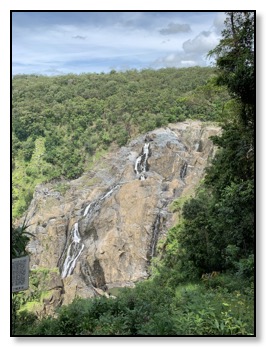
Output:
[{"xmin": 24, "ymin": 121, "xmax": 221, "ymax": 313}]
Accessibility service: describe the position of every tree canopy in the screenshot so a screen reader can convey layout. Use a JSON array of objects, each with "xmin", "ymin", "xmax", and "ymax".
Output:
[
  {"xmin": 163, "ymin": 11, "xmax": 254, "ymax": 276},
  {"xmin": 12, "ymin": 66, "xmax": 230, "ymax": 218}
]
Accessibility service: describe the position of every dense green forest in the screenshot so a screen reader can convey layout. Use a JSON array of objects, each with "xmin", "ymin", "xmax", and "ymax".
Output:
[
  {"xmin": 12, "ymin": 12, "xmax": 254, "ymax": 336},
  {"xmin": 12, "ymin": 66, "xmax": 230, "ymax": 218}
]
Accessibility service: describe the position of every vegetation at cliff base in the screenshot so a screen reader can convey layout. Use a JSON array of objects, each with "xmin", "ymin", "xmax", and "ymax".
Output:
[{"xmin": 14, "ymin": 274, "xmax": 253, "ymax": 336}]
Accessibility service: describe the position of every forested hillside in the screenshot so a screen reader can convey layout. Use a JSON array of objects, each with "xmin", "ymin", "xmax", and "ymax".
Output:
[{"xmin": 12, "ymin": 67, "xmax": 230, "ymax": 218}]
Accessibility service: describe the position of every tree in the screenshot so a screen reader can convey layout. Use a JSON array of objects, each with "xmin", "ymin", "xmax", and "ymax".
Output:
[
  {"xmin": 12, "ymin": 219, "xmax": 34, "ymax": 335},
  {"xmin": 12, "ymin": 218, "xmax": 33, "ymax": 258},
  {"xmin": 208, "ymin": 11, "xmax": 255, "ymax": 128},
  {"xmin": 169, "ymin": 12, "xmax": 255, "ymax": 275},
  {"xmin": 207, "ymin": 11, "xmax": 254, "ymax": 185}
]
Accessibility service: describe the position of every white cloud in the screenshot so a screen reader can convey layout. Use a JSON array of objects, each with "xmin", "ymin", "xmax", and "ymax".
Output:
[
  {"xmin": 213, "ymin": 12, "xmax": 226, "ymax": 34},
  {"xmin": 151, "ymin": 14, "xmax": 223, "ymax": 70},
  {"xmin": 159, "ymin": 22, "xmax": 191, "ymax": 35},
  {"xmin": 165, "ymin": 54, "xmax": 176, "ymax": 62},
  {"xmin": 181, "ymin": 60, "xmax": 196, "ymax": 66},
  {"xmin": 12, "ymin": 12, "xmax": 224, "ymax": 75},
  {"xmin": 183, "ymin": 31, "xmax": 219, "ymax": 54},
  {"xmin": 13, "ymin": 23, "xmax": 181, "ymax": 73},
  {"xmin": 152, "ymin": 51, "xmax": 206, "ymax": 69}
]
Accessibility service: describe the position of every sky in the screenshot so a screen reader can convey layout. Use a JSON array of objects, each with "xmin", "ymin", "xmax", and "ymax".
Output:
[{"xmin": 12, "ymin": 11, "xmax": 226, "ymax": 75}]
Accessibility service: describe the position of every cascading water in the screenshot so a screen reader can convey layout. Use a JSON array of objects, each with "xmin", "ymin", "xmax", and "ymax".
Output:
[
  {"xmin": 134, "ymin": 141, "xmax": 151, "ymax": 180},
  {"xmin": 60, "ymin": 185, "xmax": 120, "ymax": 278},
  {"xmin": 100, "ymin": 185, "xmax": 119, "ymax": 200},
  {"xmin": 83, "ymin": 203, "xmax": 91, "ymax": 217},
  {"xmin": 61, "ymin": 223, "xmax": 84, "ymax": 278},
  {"xmin": 83, "ymin": 185, "xmax": 119, "ymax": 218},
  {"xmin": 60, "ymin": 133, "xmax": 187, "ymax": 279}
]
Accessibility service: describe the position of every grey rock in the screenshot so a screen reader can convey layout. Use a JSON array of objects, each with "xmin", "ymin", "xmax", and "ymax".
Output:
[{"xmin": 23, "ymin": 121, "xmax": 221, "ymax": 314}]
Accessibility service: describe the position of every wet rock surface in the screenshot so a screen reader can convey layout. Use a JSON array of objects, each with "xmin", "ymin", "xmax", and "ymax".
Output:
[{"xmin": 24, "ymin": 121, "xmax": 221, "ymax": 313}]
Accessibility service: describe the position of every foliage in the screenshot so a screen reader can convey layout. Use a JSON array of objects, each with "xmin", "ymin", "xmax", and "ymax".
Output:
[
  {"xmin": 12, "ymin": 295, "xmax": 37, "ymax": 336},
  {"xmin": 155, "ymin": 11, "xmax": 255, "ymax": 279},
  {"xmin": 53, "ymin": 182, "xmax": 70, "ymax": 195},
  {"xmin": 12, "ymin": 219, "xmax": 34, "ymax": 335},
  {"xmin": 12, "ymin": 67, "xmax": 230, "ymax": 218},
  {"xmin": 171, "ymin": 11, "xmax": 254, "ymax": 276},
  {"xmin": 12, "ymin": 218, "xmax": 33, "ymax": 258},
  {"xmin": 205, "ymin": 124, "xmax": 254, "ymax": 193},
  {"xmin": 15, "ymin": 273, "xmax": 253, "ymax": 336},
  {"xmin": 208, "ymin": 12, "xmax": 254, "ymax": 128}
]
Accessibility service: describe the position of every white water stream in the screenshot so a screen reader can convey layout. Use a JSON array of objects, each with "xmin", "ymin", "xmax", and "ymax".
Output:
[
  {"xmin": 61, "ymin": 223, "xmax": 84, "ymax": 278},
  {"xmin": 134, "ymin": 142, "xmax": 150, "ymax": 179},
  {"xmin": 61, "ymin": 185, "xmax": 119, "ymax": 278}
]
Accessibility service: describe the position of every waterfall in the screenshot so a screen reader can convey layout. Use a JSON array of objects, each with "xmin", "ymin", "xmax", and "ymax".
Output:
[
  {"xmin": 83, "ymin": 185, "xmax": 119, "ymax": 218},
  {"xmin": 134, "ymin": 141, "xmax": 151, "ymax": 180},
  {"xmin": 61, "ymin": 185, "xmax": 120, "ymax": 278},
  {"xmin": 134, "ymin": 156, "xmax": 142, "ymax": 175},
  {"xmin": 100, "ymin": 185, "xmax": 119, "ymax": 200},
  {"xmin": 61, "ymin": 223, "xmax": 84, "ymax": 278},
  {"xmin": 83, "ymin": 203, "xmax": 91, "ymax": 217}
]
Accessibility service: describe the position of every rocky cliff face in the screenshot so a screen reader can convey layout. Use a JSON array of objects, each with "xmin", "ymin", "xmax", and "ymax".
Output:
[{"xmin": 24, "ymin": 121, "xmax": 221, "ymax": 311}]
